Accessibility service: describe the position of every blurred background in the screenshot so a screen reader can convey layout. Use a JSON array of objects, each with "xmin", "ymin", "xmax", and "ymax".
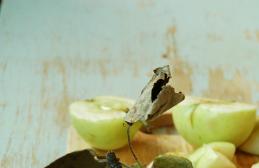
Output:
[{"xmin": 0, "ymin": 0, "xmax": 259, "ymax": 167}]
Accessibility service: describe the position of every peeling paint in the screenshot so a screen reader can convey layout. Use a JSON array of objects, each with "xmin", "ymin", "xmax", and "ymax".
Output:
[
  {"xmin": 256, "ymin": 30, "xmax": 259, "ymax": 42},
  {"xmin": 0, "ymin": 157, "xmax": 11, "ymax": 168},
  {"xmin": 256, "ymin": 83, "xmax": 259, "ymax": 92},
  {"xmin": 0, "ymin": 62, "xmax": 7, "ymax": 72},
  {"xmin": 204, "ymin": 68, "xmax": 252, "ymax": 102},
  {"xmin": 162, "ymin": 26, "xmax": 177, "ymax": 59},
  {"xmin": 244, "ymin": 30, "xmax": 259, "ymax": 42},
  {"xmin": 97, "ymin": 57, "xmax": 110, "ymax": 79},
  {"xmin": 0, "ymin": 102, "xmax": 6, "ymax": 107},
  {"xmin": 31, "ymin": 152, "xmax": 38, "ymax": 166},
  {"xmin": 41, "ymin": 58, "xmax": 71, "ymax": 128},
  {"xmin": 162, "ymin": 26, "xmax": 193, "ymax": 94},
  {"xmin": 170, "ymin": 57, "xmax": 193, "ymax": 94},
  {"xmin": 137, "ymin": 0, "xmax": 154, "ymax": 9},
  {"xmin": 207, "ymin": 33, "xmax": 223, "ymax": 42},
  {"xmin": 244, "ymin": 30, "xmax": 252, "ymax": 40}
]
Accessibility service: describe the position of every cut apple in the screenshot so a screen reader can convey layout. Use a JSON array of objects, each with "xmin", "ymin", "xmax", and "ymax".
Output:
[
  {"xmin": 239, "ymin": 117, "xmax": 259, "ymax": 155},
  {"xmin": 205, "ymin": 142, "xmax": 236, "ymax": 160},
  {"xmin": 195, "ymin": 148, "xmax": 236, "ymax": 168},
  {"xmin": 252, "ymin": 162, "xmax": 259, "ymax": 168},
  {"xmin": 188, "ymin": 142, "xmax": 235, "ymax": 167},
  {"xmin": 69, "ymin": 96, "xmax": 142, "ymax": 150},
  {"xmin": 171, "ymin": 96, "xmax": 256, "ymax": 147}
]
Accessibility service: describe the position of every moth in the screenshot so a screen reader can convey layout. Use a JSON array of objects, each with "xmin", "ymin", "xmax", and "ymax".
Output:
[
  {"xmin": 95, "ymin": 151, "xmax": 124, "ymax": 168},
  {"xmin": 46, "ymin": 65, "xmax": 185, "ymax": 168},
  {"xmin": 125, "ymin": 65, "xmax": 185, "ymax": 125},
  {"xmin": 124, "ymin": 65, "xmax": 185, "ymax": 167}
]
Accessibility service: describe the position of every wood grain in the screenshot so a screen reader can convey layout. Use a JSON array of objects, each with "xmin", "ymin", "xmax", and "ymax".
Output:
[
  {"xmin": 67, "ymin": 120, "xmax": 259, "ymax": 168},
  {"xmin": 67, "ymin": 127, "xmax": 193, "ymax": 166}
]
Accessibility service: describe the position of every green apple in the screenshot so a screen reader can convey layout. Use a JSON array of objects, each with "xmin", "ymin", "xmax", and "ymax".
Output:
[
  {"xmin": 252, "ymin": 162, "xmax": 259, "ymax": 168},
  {"xmin": 171, "ymin": 96, "xmax": 256, "ymax": 147},
  {"xmin": 195, "ymin": 148, "xmax": 236, "ymax": 168},
  {"xmin": 239, "ymin": 117, "xmax": 259, "ymax": 155},
  {"xmin": 189, "ymin": 142, "xmax": 235, "ymax": 164},
  {"xmin": 188, "ymin": 142, "xmax": 235, "ymax": 167},
  {"xmin": 205, "ymin": 142, "xmax": 235, "ymax": 160},
  {"xmin": 69, "ymin": 96, "xmax": 142, "ymax": 150}
]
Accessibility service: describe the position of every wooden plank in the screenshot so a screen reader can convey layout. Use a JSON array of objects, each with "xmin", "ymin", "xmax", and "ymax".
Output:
[{"xmin": 67, "ymin": 120, "xmax": 259, "ymax": 168}]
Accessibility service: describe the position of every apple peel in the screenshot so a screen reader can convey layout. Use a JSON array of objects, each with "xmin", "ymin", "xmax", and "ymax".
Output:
[
  {"xmin": 239, "ymin": 117, "xmax": 259, "ymax": 155},
  {"xmin": 188, "ymin": 142, "xmax": 236, "ymax": 168},
  {"xmin": 171, "ymin": 96, "xmax": 256, "ymax": 147}
]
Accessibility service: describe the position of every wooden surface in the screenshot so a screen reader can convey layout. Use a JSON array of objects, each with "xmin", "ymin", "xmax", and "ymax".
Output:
[
  {"xmin": 67, "ymin": 127, "xmax": 193, "ymax": 166},
  {"xmin": 67, "ymin": 122, "xmax": 259, "ymax": 168}
]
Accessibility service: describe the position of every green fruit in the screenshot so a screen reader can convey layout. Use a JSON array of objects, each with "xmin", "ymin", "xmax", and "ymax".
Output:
[
  {"xmin": 204, "ymin": 142, "xmax": 235, "ymax": 160},
  {"xmin": 70, "ymin": 96, "xmax": 142, "ymax": 150},
  {"xmin": 239, "ymin": 117, "xmax": 259, "ymax": 155},
  {"xmin": 188, "ymin": 142, "xmax": 235, "ymax": 167},
  {"xmin": 188, "ymin": 142, "xmax": 236, "ymax": 168},
  {"xmin": 152, "ymin": 153, "xmax": 193, "ymax": 168},
  {"xmin": 188, "ymin": 142, "xmax": 235, "ymax": 165},
  {"xmin": 252, "ymin": 162, "xmax": 259, "ymax": 168},
  {"xmin": 195, "ymin": 148, "xmax": 236, "ymax": 168},
  {"xmin": 171, "ymin": 96, "xmax": 256, "ymax": 146}
]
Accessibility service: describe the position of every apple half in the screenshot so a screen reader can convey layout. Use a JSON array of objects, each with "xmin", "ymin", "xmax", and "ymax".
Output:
[
  {"xmin": 239, "ymin": 117, "xmax": 259, "ymax": 155},
  {"xmin": 171, "ymin": 96, "xmax": 256, "ymax": 147},
  {"xmin": 69, "ymin": 96, "xmax": 142, "ymax": 150}
]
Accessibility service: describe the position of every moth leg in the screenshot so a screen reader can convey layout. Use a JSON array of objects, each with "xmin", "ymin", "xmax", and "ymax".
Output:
[
  {"xmin": 140, "ymin": 121, "xmax": 153, "ymax": 133},
  {"xmin": 94, "ymin": 156, "xmax": 107, "ymax": 163},
  {"xmin": 90, "ymin": 150, "xmax": 107, "ymax": 163}
]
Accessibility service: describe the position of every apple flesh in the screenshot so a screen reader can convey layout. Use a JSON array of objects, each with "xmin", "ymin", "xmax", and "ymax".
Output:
[
  {"xmin": 204, "ymin": 142, "xmax": 235, "ymax": 160},
  {"xmin": 171, "ymin": 96, "xmax": 256, "ymax": 147},
  {"xmin": 195, "ymin": 148, "xmax": 236, "ymax": 168},
  {"xmin": 70, "ymin": 96, "xmax": 142, "ymax": 150},
  {"xmin": 239, "ymin": 117, "xmax": 259, "ymax": 155},
  {"xmin": 188, "ymin": 142, "xmax": 235, "ymax": 164},
  {"xmin": 252, "ymin": 163, "xmax": 259, "ymax": 168},
  {"xmin": 188, "ymin": 142, "xmax": 236, "ymax": 168}
]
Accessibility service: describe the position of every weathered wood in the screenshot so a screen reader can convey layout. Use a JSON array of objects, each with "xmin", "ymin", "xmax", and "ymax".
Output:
[{"xmin": 67, "ymin": 114, "xmax": 259, "ymax": 168}]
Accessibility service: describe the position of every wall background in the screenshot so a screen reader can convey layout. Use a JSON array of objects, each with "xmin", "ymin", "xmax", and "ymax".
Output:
[{"xmin": 1, "ymin": 0, "xmax": 259, "ymax": 167}]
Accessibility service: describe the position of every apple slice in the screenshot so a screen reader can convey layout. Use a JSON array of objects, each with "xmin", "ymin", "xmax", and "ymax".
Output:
[
  {"xmin": 206, "ymin": 142, "xmax": 235, "ymax": 160},
  {"xmin": 239, "ymin": 117, "xmax": 259, "ymax": 155},
  {"xmin": 171, "ymin": 96, "xmax": 256, "ymax": 147},
  {"xmin": 195, "ymin": 148, "xmax": 236, "ymax": 168},
  {"xmin": 252, "ymin": 162, "xmax": 259, "ymax": 168},
  {"xmin": 188, "ymin": 142, "xmax": 235, "ymax": 167},
  {"xmin": 69, "ymin": 96, "xmax": 142, "ymax": 150}
]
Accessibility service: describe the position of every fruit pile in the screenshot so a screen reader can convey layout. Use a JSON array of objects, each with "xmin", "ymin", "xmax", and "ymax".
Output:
[{"xmin": 70, "ymin": 96, "xmax": 259, "ymax": 168}]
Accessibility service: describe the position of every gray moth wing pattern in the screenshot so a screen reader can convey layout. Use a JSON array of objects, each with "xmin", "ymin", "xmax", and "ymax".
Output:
[{"xmin": 124, "ymin": 65, "xmax": 185, "ymax": 124}]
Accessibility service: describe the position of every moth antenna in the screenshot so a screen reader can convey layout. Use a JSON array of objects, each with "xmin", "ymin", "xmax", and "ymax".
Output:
[{"xmin": 127, "ymin": 124, "xmax": 142, "ymax": 167}]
